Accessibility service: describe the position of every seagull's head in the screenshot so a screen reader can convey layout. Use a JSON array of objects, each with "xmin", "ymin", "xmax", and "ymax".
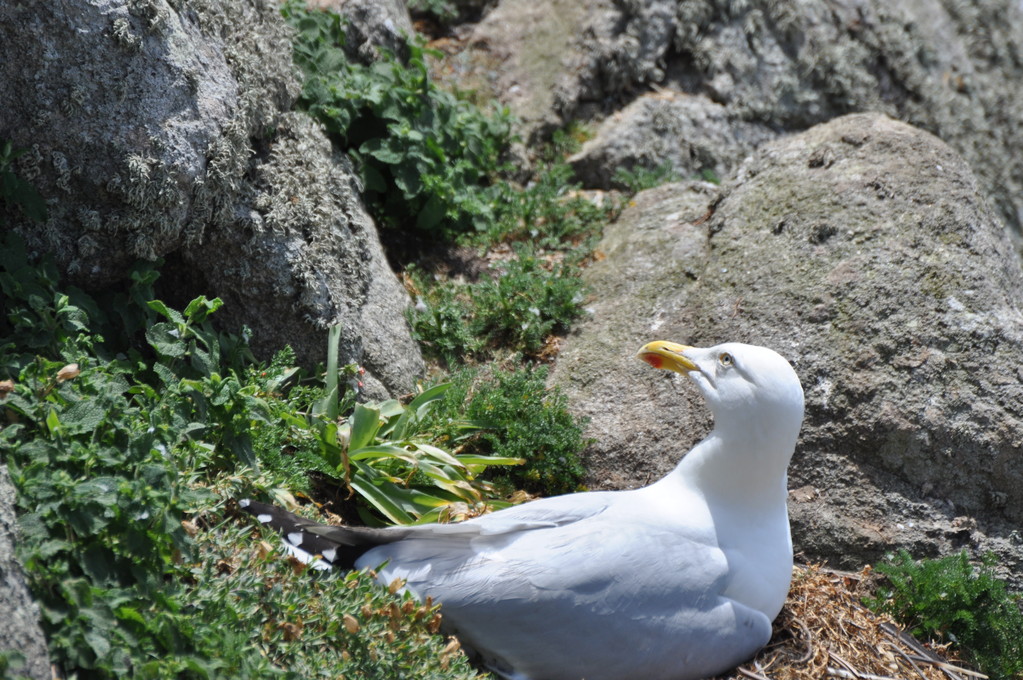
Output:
[{"xmin": 637, "ymin": 340, "xmax": 804, "ymax": 443}]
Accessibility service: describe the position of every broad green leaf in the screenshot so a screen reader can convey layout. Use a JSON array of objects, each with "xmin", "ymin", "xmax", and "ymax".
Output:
[
  {"xmin": 146, "ymin": 322, "xmax": 186, "ymax": 358},
  {"xmin": 416, "ymin": 193, "xmax": 445, "ymax": 230},
  {"xmin": 349, "ymin": 464, "xmax": 414, "ymax": 524},
  {"xmin": 146, "ymin": 299, "xmax": 184, "ymax": 325},
  {"xmin": 44, "ymin": 408, "xmax": 61, "ymax": 436},
  {"xmin": 59, "ymin": 399, "xmax": 106, "ymax": 434},
  {"xmin": 319, "ymin": 422, "xmax": 342, "ymax": 470},
  {"xmin": 183, "ymin": 295, "xmax": 223, "ymax": 322},
  {"xmin": 360, "ymin": 137, "xmax": 404, "ymax": 164},
  {"xmin": 349, "ymin": 444, "xmax": 418, "ymax": 465},
  {"xmin": 377, "ymin": 399, "xmax": 404, "ymax": 420},
  {"xmin": 322, "ymin": 325, "xmax": 341, "ymax": 421},
  {"xmin": 392, "ymin": 382, "xmax": 450, "ymax": 439},
  {"xmin": 225, "ymin": 432, "xmax": 258, "ymax": 470},
  {"xmin": 348, "ymin": 403, "xmax": 381, "ymax": 452},
  {"xmin": 190, "ymin": 346, "xmax": 215, "ymax": 376},
  {"xmin": 455, "ymin": 454, "xmax": 526, "ymax": 467},
  {"xmin": 264, "ymin": 366, "xmax": 300, "ymax": 395},
  {"xmin": 414, "ymin": 442, "xmax": 463, "ymax": 468}
]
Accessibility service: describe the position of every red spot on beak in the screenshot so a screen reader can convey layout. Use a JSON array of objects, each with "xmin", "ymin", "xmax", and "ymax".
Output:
[{"xmin": 641, "ymin": 353, "xmax": 664, "ymax": 369}]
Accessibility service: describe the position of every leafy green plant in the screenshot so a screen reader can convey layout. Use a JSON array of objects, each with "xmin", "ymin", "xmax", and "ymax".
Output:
[
  {"xmin": 428, "ymin": 365, "xmax": 588, "ymax": 495},
  {"xmin": 864, "ymin": 550, "xmax": 1023, "ymax": 680},
  {"xmin": 407, "ymin": 0, "xmax": 458, "ymax": 23},
  {"xmin": 612, "ymin": 162, "xmax": 722, "ymax": 194},
  {"xmin": 409, "ymin": 247, "xmax": 586, "ymax": 364},
  {"xmin": 283, "ymin": 1, "xmax": 512, "ymax": 237},
  {"xmin": 481, "ymin": 161, "xmax": 613, "ymax": 250},
  {"xmin": 612, "ymin": 161, "xmax": 683, "ymax": 194},
  {"xmin": 0, "ymin": 236, "xmax": 295, "ymax": 676},
  {"xmin": 191, "ymin": 520, "xmax": 486, "ymax": 680},
  {"xmin": 336, "ymin": 384, "xmax": 523, "ymax": 524}
]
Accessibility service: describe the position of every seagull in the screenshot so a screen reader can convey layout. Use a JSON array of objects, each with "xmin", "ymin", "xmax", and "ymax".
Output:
[{"xmin": 241, "ymin": 341, "xmax": 805, "ymax": 680}]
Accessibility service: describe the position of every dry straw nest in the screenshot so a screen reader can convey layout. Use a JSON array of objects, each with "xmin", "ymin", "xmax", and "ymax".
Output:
[{"xmin": 717, "ymin": 564, "xmax": 984, "ymax": 680}]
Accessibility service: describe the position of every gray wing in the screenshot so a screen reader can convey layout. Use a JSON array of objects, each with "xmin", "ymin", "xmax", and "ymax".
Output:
[{"xmin": 366, "ymin": 505, "xmax": 772, "ymax": 680}]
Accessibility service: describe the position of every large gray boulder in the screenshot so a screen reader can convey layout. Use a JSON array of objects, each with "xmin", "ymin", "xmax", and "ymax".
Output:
[
  {"xmin": 0, "ymin": 466, "xmax": 49, "ymax": 680},
  {"xmin": 568, "ymin": 91, "xmax": 777, "ymax": 189},
  {"xmin": 0, "ymin": 0, "xmax": 422, "ymax": 396},
  {"xmin": 472, "ymin": 0, "xmax": 1023, "ymax": 235},
  {"xmin": 552, "ymin": 113, "xmax": 1023, "ymax": 582}
]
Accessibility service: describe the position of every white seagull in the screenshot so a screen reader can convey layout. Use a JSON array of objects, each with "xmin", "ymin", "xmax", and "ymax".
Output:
[{"xmin": 242, "ymin": 340, "xmax": 805, "ymax": 680}]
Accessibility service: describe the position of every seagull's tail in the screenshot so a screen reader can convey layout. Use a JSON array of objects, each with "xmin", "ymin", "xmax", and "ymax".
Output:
[{"xmin": 239, "ymin": 499, "xmax": 405, "ymax": 571}]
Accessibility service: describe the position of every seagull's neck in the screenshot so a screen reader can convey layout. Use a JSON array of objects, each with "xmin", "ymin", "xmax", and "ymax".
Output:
[{"xmin": 670, "ymin": 421, "xmax": 796, "ymax": 509}]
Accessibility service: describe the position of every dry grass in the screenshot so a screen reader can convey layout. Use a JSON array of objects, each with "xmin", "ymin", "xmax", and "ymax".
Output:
[{"xmin": 717, "ymin": 564, "xmax": 985, "ymax": 680}]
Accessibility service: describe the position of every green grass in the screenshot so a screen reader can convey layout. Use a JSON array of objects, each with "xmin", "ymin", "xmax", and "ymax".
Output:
[
  {"xmin": 407, "ymin": 246, "xmax": 587, "ymax": 365},
  {"xmin": 283, "ymin": 1, "xmax": 511, "ymax": 239},
  {"xmin": 864, "ymin": 550, "xmax": 1023, "ymax": 680},
  {"xmin": 427, "ymin": 365, "xmax": 589, "ymax": 496}
]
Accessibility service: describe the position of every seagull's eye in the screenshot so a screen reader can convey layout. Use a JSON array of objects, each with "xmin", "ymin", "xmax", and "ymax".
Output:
[{"xmin": 718, "ymin": 353, "xmax": 734, "ymax": 367}]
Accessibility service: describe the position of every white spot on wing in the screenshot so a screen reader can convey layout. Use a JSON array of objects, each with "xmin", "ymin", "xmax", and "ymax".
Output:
[
  {"xmin": 287, "ymin": 532, "xmax": 304, "ymax": 546},
  {"xmin": 257, "ymin": 514, "xmax": 272, "ymax": 524}
]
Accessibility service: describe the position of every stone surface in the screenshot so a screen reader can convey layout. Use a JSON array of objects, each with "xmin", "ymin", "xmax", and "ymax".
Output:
[
  {"xmin": 0, "ymin": 466, "xmax": 49, "ymax": 680},
  {"xmin": 568, "ymin": 91, "xmax": 777, "ymax": 189},
  {"xmin": 471, "ymin": 0, "xmax": 1023, "ymax": 234},
  {"xmin": 0, "ymin": 0, "xmax": 423, "ymax": 394},
  {"xmin": 552, "ymin": 113, "xmax": 1023, "ymax": 583}
]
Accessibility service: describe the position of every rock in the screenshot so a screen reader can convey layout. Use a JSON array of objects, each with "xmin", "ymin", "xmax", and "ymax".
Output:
[
  {"xmin": 568, "ymin": 91, "xmax": 777, "ymax": 189},
  {"xmin": 468, "ymin": 0, "xmax": 607, "ymax": 139},
  {"xmin": 307, "ymin": 0, "xmax": 414, "ymax": 63},
  {"xmin": 552, "ymin": 113, "xmax": 1023, "ymax": 583},
  {"xmin": 0, "ymin": 0, "xmax": 423, "ymax": 395},
  {"xmin": 472, "ymin": 0, "xmax": 1023, "ymax": 234},
  {"xmin": 0, "ymin": 466, "xmax": 49, "ymax": 680}
]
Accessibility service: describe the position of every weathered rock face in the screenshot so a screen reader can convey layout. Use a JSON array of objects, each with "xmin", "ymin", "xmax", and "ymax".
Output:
[
  {"xmin": 473, "ymin": 0, "xmax": 1023, "ymax": 235},
  {"xmin": 568, "ymin": 91, "xmax": 777, "ymax": 190},
  {"xmin": 552, "ymin": 113, "xmax": 1023, "ymax": 582},
  {"xmin": 0, "ymin": 0, "xmax": 423, "ymax": 396},
  {"xmin": 0, "ymin": 466, "xmax": 49, "ymax": 680}
]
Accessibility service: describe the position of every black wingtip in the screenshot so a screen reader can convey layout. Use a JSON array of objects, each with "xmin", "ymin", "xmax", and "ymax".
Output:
[{"xmin": 238, "ymin": 498, "xmax": 398, "ymax": 571}]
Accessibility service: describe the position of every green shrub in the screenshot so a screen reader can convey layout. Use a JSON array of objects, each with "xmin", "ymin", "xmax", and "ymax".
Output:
[
  {"xmin": 0, "ymin": 234, "xmax": 501, "ymax": 678},
  {"xmin": 408, "ymin": 246, "xmax": 586, "ymax": 364},
  {"xmin": 429, "ymin": 365, "xmax": 588, "ymax": 496},
  {"xmin": 481, "ymin": 161, "xmax": 613, "ymax": 251},
  {"xmin": 0, "ymin": 236, "xmax": 283, "ymax": 675},
  {"xmin": 864, "ymin": 550, "xmax": 1023, "ymax": 680},
  {"xmin": 612, "ymin": 161, "xmax": 683, "ymax": 194},
  {"xmin": 197, "ymin": 521, "xmax": 485, "ymax": 680},
  {"xmin": 283, "ymin": 1, "xmax": 511, "ymax": 237}
]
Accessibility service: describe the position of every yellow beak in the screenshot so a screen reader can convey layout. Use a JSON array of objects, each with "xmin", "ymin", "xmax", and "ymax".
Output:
[{"xmin": 637, "ymin": 341, "xmax": 698, "ymax": 374}]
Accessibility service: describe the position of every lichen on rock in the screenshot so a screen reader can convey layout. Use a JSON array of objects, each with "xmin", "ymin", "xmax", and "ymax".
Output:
[{"xmin": 0, "ymin": 0, "xmax": 422, "ymax": 392}]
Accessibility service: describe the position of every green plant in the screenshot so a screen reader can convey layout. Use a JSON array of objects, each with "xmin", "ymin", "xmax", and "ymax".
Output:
[
  {"xmin": 409, "ymin": 247, "xmax": 587, "ymax": 364},
  {"xmin": 0, "ymin": 138, "xmax": 47, "ymax": 222},
  {"xmin": 0, "ymin": 236, "xmax": 296, "ymax": 676},
  {"xmin": 337, "ymin": 384, "xmax": 523, "ymax": 524},
  {"xmin": 191, "ymin": 520, "xmax": 485, "ymax": 680},
  {"xmin": 864, "ymin": 550, "xmax": 1023, "ymax": 679},
  {"xmin": 613, "ymin": 161, "xmax": 683, "ymax": 194},
  {"xmin": 283, "ymin": 2, "xmax": 512, "ymax": 237},
  {"xmin": 407, "ymin": 0, "xmax": 458, "ymax": 22},
  {"xmin": 482, "ymin": 161, "xmax": 612, "ymax": 250},
  {"xmin": 428, "ymin": 365, "xmax": 588, "ymax": 495}
]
